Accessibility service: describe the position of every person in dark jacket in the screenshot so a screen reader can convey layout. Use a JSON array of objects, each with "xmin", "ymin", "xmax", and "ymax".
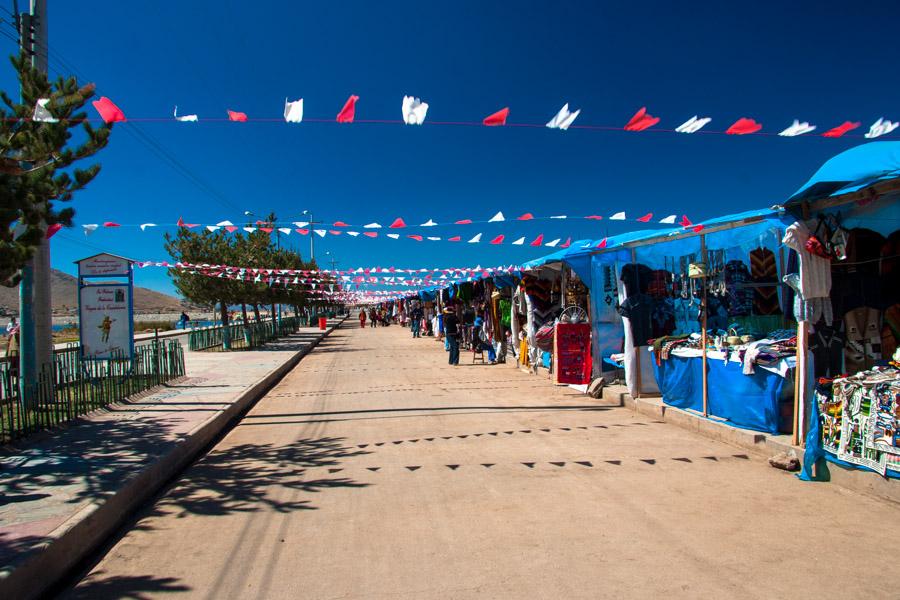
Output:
[{"xmin": 443, "ymin": 307, "xmax": 460, "ymax": 365}]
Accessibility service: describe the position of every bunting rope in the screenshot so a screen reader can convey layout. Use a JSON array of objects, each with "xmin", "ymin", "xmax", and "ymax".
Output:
[{"xmin": 26, "ymin": 93, "xmax": 899, "ymax": 140}]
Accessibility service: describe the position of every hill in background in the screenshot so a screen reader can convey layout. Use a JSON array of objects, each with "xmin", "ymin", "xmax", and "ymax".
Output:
[{"xmin": 0, "ymin": 269, "xmax": 189, "ymax": 316}]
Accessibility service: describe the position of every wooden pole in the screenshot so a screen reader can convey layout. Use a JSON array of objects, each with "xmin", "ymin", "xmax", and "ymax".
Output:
[
  {"xmin": 700, "ymin": 235, "xmax": 709, "ymax": 418},
  {"xmin": 792, "ymin": 321, "xmax": 805, "ymax": 447},
  {"xmin": 631, "ymin": 249, "xmax": 642, "ymax": 398}
]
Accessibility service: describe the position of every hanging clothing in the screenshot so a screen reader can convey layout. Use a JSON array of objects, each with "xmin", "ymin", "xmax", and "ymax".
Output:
[
  {"xmin": 783, "ymin": 221, "xmax": 832, "ymax": 299},
  {"xmin": 617, "ymin": 293, "xmax": 654, "ymax": 346},
  {"xmin": 750, "ymin": 248, "xmax": 781, "ymax": 315},
  {"xmin": 724, "ymin": 260, "xmax": 753, "ymax": 317}
]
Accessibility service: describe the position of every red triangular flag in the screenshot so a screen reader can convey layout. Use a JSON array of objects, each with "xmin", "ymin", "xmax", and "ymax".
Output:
[
  {"xmin": 680, "ymin": 215, "xmax": 692, "ymax": 227},
  {"xmin": 529, "ymin": 234, "xmax": 544, "ymax": 247},
  {"xmin": 585, "ymin": 215, "xmax": 603, "ymax": 220},
  {"xmin": 227, "ymin": 110, "xmax": 248, "ymax": 122},
  {"xmin": 490, "ymin": 235, "xmax": 505, "ymax": 245},
  {"xmin": 103, "ymin": 222, "xmax": 120, "ymax": 227},
  {"xmin": 92, "ymin": 97, "xmax": 126, "ymax": 124},
  {"xmin": 259, "ymin": 227, "xmax": 273, "ymax": 233},
  {"xmin": 725, "ymin": 118, "xmax": 762, "ymax": 135},
  {"xmin": 225, "ymin": 226, "xmax": 238, "ymax": 233},
  {"xmin": 448, "ymin": 236, "xmax": 461, "ymax": 242},
  {"xmin": 363, "ymin": 231, "xmax": 378, "ymax": 238},
  {"xmin": 483, "ymin": 107, "xmax": 509, "ymax": 126},
  {"xmin": 337, "ymin": 95, "xmax": 359, "ymax": 123},
  {"xmin": 455, "ymin": 219, "xmax": 472, "ymax": 225},
  {"xmin": 517, "ymin": 213, "xmax": 534, "ymax": 220},
  {"xmin": 45, "ymin": 223, "xmax": 62, "ymax": 239},
  {"xmin": 559, "ymin": 237, "xmax": 572, "ymax": 249},
  {"xmin": 625, "ymin": 107, "xmax": 648, "ymax": 129},
  {"xmin": 296, "ymin": 228, "xmax": 309, "ymax": 235},
  {"xmin": 177, "ymin": 217, "xmax": 199, "ymax": 228},
  {"xmin": 637, "ymin": 213, "xmax": 653, "ymax": 222},
  {"xmin": 389, "ymin": 218, "xmax": 406, "ymax": 229},
  {"xmin": 624, "ymin": 107, "xmax": 659, "ymax": 131},
  {"xmin": 692, "ymin": 225, "xmax": 705, "ymax": 233},
  {"xmin": 333, "ymin": 221, "xmax": 350, "ymax": 227},
  {"xmin": 329, "ymin": 230, "xmax": 343, "ymax": 235},
  {"xmin": 596, "ymin": 237, "xmax": 608, "ymax": 249},
  {"xmin": 408, "ymin": 234, "xmax": 423, "ymax": 241},
  {"xmin": 822, "ymin": 121, "xmax": 860, "ymax": 138}
]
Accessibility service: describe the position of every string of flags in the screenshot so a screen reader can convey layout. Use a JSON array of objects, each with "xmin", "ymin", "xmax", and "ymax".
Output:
[
  {"xmin": 71, "ymin": 211, "xmax": 704, "ymax": 247},
  {"xmin": 138, "ymin": 260, "xmax": 522, "ymax": 279},
  {"xmin": 27, "ymin": 94, "xmax": 899, "ymax": 140}
]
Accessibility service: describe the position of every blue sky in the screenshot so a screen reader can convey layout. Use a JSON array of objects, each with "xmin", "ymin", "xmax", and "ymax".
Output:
[{"xmin": 2, "ymin": 0, "xmax": 899, "ymax": 295}]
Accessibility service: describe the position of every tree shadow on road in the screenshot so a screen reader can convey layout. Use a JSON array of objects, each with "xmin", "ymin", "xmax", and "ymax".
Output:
[
  {"xmin": 64, "ymin": 572, "xmax": 191, "ymax": 600},
  {"xmin": 145, "ymin": 436, "xmax": 371, "ymax": 519}
]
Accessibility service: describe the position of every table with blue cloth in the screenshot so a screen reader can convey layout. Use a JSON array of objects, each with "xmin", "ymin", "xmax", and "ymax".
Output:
[{"xmin": 650, "ymin": 348, "xmax": 794, "ymax": 434}]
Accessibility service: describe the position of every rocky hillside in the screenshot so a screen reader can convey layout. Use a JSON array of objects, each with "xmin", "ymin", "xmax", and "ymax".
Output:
[{"xmin": 0, "ymin": 269, "xmax": 188, "ymax": 315}]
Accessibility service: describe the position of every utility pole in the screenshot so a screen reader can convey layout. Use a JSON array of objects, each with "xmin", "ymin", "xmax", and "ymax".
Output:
[
  {"xmin": 17, "ymin": 0, "xmax": 52, "ymax": 404},
  {"xmin": 301, "ymin": 210, "xmax": 322, "ymax": 262}
]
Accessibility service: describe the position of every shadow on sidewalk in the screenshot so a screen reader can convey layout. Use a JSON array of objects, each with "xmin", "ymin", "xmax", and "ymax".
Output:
[{"xmin": 64, "ymin": 572, "xmax": 191, "ymax": 599}]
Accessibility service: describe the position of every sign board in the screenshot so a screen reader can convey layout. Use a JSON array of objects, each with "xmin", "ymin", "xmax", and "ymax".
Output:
[
  {"xmin": 79, "ymin": 284, "xmax": 132, "ymax": 358},
  {"xmin": 78, "ymin": 253, "xmax": 132, "ymax": 277},
  {"xmin": 76, "ymin": 253, "xmax": 135, "ymax": 360},
  {"xmin": 553, "ymin": 323, "xmax": 592, "ymax": 384}
]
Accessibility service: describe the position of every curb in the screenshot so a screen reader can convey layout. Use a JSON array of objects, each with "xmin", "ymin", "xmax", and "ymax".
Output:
[
  {"xmin": 620, "ymin": 391, "xmax": 900, "ymax": 504},
  {"xmin": 0, "ymin": 319, "xmax": 344, "ymax": 600}
]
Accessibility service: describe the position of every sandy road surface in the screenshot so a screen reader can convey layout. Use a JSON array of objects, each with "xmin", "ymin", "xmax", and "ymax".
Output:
[{"xmin": 65, "ymin": 322, "xmax": 899, "ymax": 599}]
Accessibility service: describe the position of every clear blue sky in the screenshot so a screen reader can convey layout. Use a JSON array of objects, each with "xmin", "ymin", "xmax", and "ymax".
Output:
[{"xmin": 2, "ymin": 0, "xmax": 898, "ymax": 295}]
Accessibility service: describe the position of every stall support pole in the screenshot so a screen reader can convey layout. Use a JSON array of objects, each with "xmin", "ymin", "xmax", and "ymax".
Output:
[
  {"xmin": 792, "ymin": 321, "xmax": 806, "ymax": 447},
  {"xmin": 631, "ymin": 249, "xmax": 642, "ymax": 398},
  {"xmin": 700, "ymin": 235, "xmax": 709, "ymax": 418}
]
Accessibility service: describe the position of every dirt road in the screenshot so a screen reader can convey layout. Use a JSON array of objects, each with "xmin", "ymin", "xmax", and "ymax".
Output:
[{"xmin": 65, "ymin": 322, "xmax": 899, "ymax": 599}]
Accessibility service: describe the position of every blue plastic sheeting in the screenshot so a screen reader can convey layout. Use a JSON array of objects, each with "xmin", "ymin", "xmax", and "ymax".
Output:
[
  {"xmin": 418, "ymin": 290, "xmax": 435, "ymax": 301},
  {"xmin": 521, "ymin": 239, "xmax": 593, "ymax": 282},
  {"xmin": 492, "ymin": 275, "xmax": 518, "ymax": 288},
  {"xmin": 789, "ymin": 142, "xmax": 900, "ymax": 202},
  {"xmin": 651, "ymin": 354, "xmax": 784, "ymax": 434}
]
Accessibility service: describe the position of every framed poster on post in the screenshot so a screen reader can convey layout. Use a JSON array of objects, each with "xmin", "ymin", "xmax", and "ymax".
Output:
[
  {"xmin": 75, "ymin": 253, "xmax": 135, "ymax": 360},
  {"xmin": 554, "ymin": 323, "xmax": 592, "ymax": 384}
]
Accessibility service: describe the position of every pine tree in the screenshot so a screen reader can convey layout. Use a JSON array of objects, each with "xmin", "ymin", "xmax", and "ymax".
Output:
[{"xmin": 0, "ymin": 52, "xmax": 113, "ymax": 286}]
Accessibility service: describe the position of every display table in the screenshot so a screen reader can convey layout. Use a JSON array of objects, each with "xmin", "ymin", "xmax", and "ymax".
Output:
[{"xmin": 650, "ymin": 348, "xmax": 795, "ymax": 434}]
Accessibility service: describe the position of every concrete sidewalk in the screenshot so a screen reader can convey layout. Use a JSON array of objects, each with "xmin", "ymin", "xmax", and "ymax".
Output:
[{"xmin": 0, "ymin": 319, "xmax": 343, "ymax": 599}]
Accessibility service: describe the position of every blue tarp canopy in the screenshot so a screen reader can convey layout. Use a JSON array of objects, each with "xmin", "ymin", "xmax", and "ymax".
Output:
[{"xmin": 788, "ymin": 142, "xmax": 900, "ymax": 202}]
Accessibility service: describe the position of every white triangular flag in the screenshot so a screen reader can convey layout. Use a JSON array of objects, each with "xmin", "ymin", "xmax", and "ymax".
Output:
[
  {"xmin": 512, "ymin": 236, "xmax": 525, "ymax": 245},
  {"xmin": 33, "ymin": 98, "xmax": 58, "ymax": 123},
  {"xmin": 778, "ymin": 119, "xmax": 816, "ymax": 137},
  {"xmin": 659, "ymin": 215, "xmax": 677, "ymax": 224},
  {"xmin": 243, "ymin": 226, "xmax": 256, "ymax": 233},
  {"xmin": 420, "ymin": 219, "xmax": 437, "ymax": 227},
  {"xmin": 278, "ymin": 227, "xmax": 291, "ymax": 235},
  {"xmin": 83, "ymin": 224, "xmax": 99, "ymax": 235},
  {"xmin": 865, "ymin": 117, "xmax": 899, "ymax": 139},
  {"xmin": 468, "ymin": 233, "xmax": 482, "ymax": 243},
  {"xmin": 206, "ymin": 225, "xmax": 220, "ymax": 232},
  {"xmin": 139, "ymin": 223, "xmax": 156, "ymax": 231},
  {"xmin": 314, "ymin": 229, "xmax": 326, "ymax": 237},
  {"xmin": 293, "ymin": 221, "xmax": 309, "ymax": 228},
  {"xmin": 284, "ymin": 98, "xmax": 304, "ymax": 123},
  {"xmin": 174, "ymin": 106, "xmax": 198, "ymax": 122},
  {"xmin": 675, "ymin": 116, "xmax": 711, "ymax": 133},
  {"xmin": 215, "ymin": 220, "xmax": 234, "ymax": 227},
  {"xmin": 550, "ymin": 215, "xmax": 567, "ymax": 219},
  {"xmin": 545, "ymin": 238, "xmax": 561, "ymax": 247},
  {"xmin": 488, "ymin": 211, "xmax": 505, "ymax": 222},
  {"xmin": 546, "ymin": 103, "xmax": 580, "ymax": 130},
  {"xmin": 610, "ymin": 212, "xmax": 626, "ymax": 220},
  {"xmin": 347, "ymin": 231, "xmax": 360, "ymax": 237},
  {"xmin": 427, "ymin": 236, "xmax": 441, "ymax": 241},
  {"xmin": 387, "ymin": 233, "xmax": 400, "ymax": 239},
  {"xmin": 363, "ymin": 222, "xmax": 382, "ymax": 229},
  {"xmin": 401, "ymin": 96, "xmax": 429, "ymax": 125}
]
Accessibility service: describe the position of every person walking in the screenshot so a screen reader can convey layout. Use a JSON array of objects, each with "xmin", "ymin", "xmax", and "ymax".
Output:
[
  {"xmin": 443, "ymin": 306, "xmax": 460, "ymax": 365},
  {"xmin": 411, "ymin": 305, "xmax": 423, "ymax": 338},
  {"xmin": 358, "ymin": 309, "xmax": 367, "ymax": 329},
  {"xmin": 369, "ymin": 308, "xmax": 377, "ymax": 328}
]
